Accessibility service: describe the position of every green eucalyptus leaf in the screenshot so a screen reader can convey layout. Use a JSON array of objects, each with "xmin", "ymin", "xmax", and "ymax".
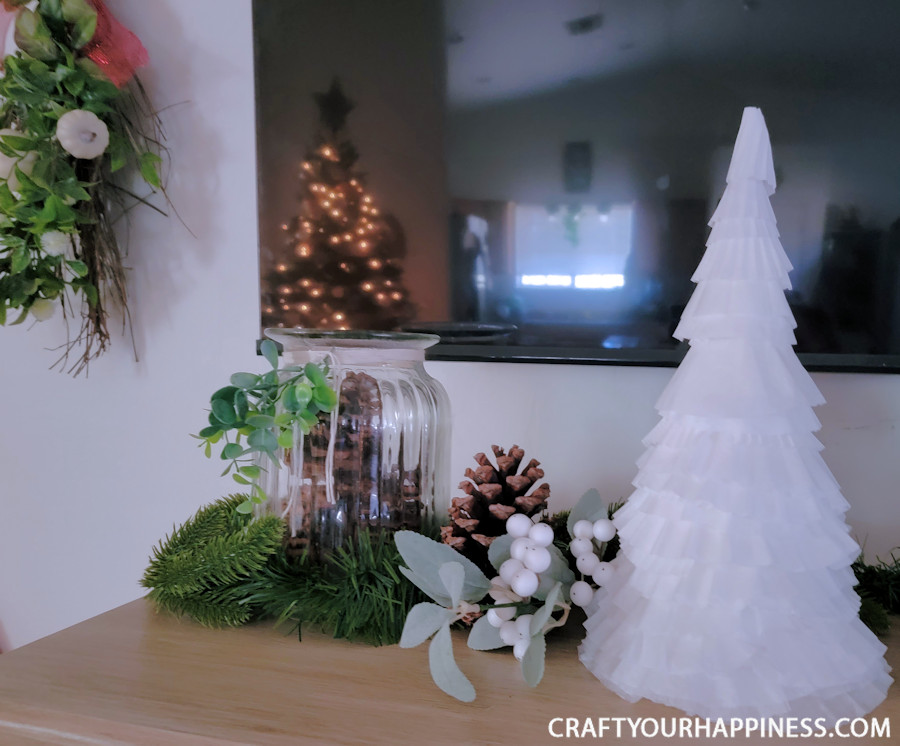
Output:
[
  {"xmin": 438, "ymin": 562, "xmax": 465, "ymax": 609},
  {"xmin": 292, "ymin": 382, "xmax": 313, "ymax": 409},
  {"xmin": 211, "ymin": 385, "xmax": 239, "ymax": 402},
  {"xmin": 15, "ymin": 9, "xmax": 58, "ymax": 61},
  {"xmin": 69, "ymin": 8, "xmax": 98, "ymax": 48},
  {"xmin": 428, "ymin": 623, "xmax": 475, "ymax": 702},
  {"xmin": 238, "ymin": 465, "xmax": 261, "ymax": 479},
  {"xmin": 235, "ymin": 500, "xmax": 253, "ymax": 514},
  {"xmin": 260, "ymin": 338, "xmax": 279, "ymax": 369},
  {"xmin": 304, "ymin": 362, "xmax": 327, "ymax": 388},
  {"xmin": 276, "ymin": 429, "xmax": 294, "ymax": 449},
  {"xmin": 273, "ymin": 412, "xmax": 293, "ymax": 427},
  {"xmin": 233, "ymin": 390, "xmax": 249, "ymax": 420},
  {"xmin": 211, "ymin": 398, "xmax": 236, "ymax": 426},
  {"xmin": 281, "ymin": 385, "xmax": 301, "ymax": 413},
  {"xmin": 246, "ymin": 414, "xmax": 275, "ymax": 428},
  {"xmin": 313, "ymin": 384, "xmax": 337, "ymax": 411},
  {"xmin": 533, "ymin": 545, "xmax": 574, "ymax": 601},
  {"xmin": 299, "ymin": 410, "xmax": 319, "ymax": 428},
  {"xmin": 82, "ymin": 283, "xmax": 98, "ymax": 306},
  {"xmin": 394, "ymin": 531, "xmax": 491, "ymax": 601},
  {"xmin": 10, "ymin": 247, "xmax": 29, "ymax": 275},
  {"xmin": 221, "ymin": 443, "xmax": 244, "ymax": 460},
  {"xmin": 60, "ymin": 0, "xmax": 96, "ymax": 22},
  {"xmin": 66, "ymin": 260, "xmax": 88, "ymax": 278},
  {"xmin": 488, "ymin": 533, "xmax": 514, "ymax": 571},
  {"xmin": 230, "ymin": 372, "xmax": 259, "ymax": 389},
  {"xmin": 198, "ymin": 426, "xmax": 220, "ymax": 438},
  {"xmin": 467, "ymin": 614, "xmax": 506, "ymax": 651},
  {"xmin": 520, "ymin": 632, "xmax": 546, "ymax": 688},
  {"xmin": 247, "ymin": 428, "xmax": 278, "ymax": 452},
  {"xmin": 397, "ymin": 565, "xmax": 451, "ymax": 607},
  {"xmin": 139, "ymin": 152, "xmax": 162, "ymax": 188},
  {"xmin": 530, "ymin": 582, "xmax": 562, "ymax": 636},
  {"xmin": 8, "ymin": 308, "xmax": 29, "ymax": 326},
  {"xmin": 40, "ymin": 0, "xmax": 64, "ymax": 20},
  {"xmin": 232, "ymin": 473, "xmax": 251, "ymax": 485},
  {"xmin": 567, "ymin": 488, "xmax": 607, "ymax": 538},
  {"xmin": 398, "ymin": 602, "xmax": 453, "ymax": 649},
  {"xmin": 0, "ymin": 133, "xmax": 33, "ymax": 152}
]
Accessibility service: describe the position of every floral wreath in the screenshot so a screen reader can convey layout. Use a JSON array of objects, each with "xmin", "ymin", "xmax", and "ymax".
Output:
[{"xmin": 0, "ymin": 0, "xmax": 164, "ymax": 374}]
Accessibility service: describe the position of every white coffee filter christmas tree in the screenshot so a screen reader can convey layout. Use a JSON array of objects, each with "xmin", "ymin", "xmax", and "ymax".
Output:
[{"xmin": 579, "ymin": 107, "xmax": 892, "ymax": 721}]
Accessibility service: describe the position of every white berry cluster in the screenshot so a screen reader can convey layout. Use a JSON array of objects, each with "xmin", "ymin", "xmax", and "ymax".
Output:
[
  {"xmin": 485, "ymin": 513, "xmax": 556, "ymax": 659},
  {"xmin": 567, "ymin": 518, "xmax": 616, "ymax": 608}
]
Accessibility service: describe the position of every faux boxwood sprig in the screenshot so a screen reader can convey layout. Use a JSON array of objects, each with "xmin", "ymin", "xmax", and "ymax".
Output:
[{"xmin": 194, "ymin": 339, "xmax": 337, "ymax": 514}]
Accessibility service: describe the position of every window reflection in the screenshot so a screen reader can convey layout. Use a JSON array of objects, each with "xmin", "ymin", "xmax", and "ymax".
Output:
[{"xmin": 443, "ymin": 0, "xmax": 900, "ymax": 359}]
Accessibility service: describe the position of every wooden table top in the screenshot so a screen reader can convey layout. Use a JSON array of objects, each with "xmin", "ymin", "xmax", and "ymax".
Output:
[{"xmin": 0, "ymin": 599, "xmax": 896, "ymax": 745}]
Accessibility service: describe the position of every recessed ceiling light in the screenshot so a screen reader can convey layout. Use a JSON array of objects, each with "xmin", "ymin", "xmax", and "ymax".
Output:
[{"xmin": 565, "ymin": 13, "xmax": 603, "ymax": 36}]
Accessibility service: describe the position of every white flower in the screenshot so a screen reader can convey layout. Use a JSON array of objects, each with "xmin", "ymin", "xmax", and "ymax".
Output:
[
  {"xmin": 40, "ymin": 230, "xmax": 70, "ymax": 257},
  {"xmin": 56, "ymin": 109, "xmax": 109, "ymax": 160},
  {"xmin": 30, "ymin": 298, "xmax": 55, "ymax": 322}
]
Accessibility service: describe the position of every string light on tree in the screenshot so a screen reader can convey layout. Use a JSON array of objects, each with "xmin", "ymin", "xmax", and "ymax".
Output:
[{"xmin": 261, "ymin": 78, "xmax": 415, "ymax": 330}]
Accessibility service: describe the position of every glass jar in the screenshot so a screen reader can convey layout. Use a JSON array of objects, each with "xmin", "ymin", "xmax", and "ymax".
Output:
[{"xmin": 257, "ymin": 330, "xmax": 451, "ymax": 558}]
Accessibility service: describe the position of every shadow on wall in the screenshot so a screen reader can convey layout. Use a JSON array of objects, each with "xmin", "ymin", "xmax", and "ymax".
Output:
[
  {"xmin": 0, "ymin": 618, "xmax": 9, "ymax": 654},
  {"xmin": 114, "ymin": 0, "xmax": 221, "ymax": 363}
]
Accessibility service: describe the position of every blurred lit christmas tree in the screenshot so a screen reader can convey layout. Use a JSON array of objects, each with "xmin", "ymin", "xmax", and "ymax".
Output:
[{"xmin": 261, "ymin": 79, "xmax": 415, "ymax": 330}]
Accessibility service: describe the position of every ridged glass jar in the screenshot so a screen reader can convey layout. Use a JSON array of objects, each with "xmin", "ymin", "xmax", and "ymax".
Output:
[{"xmin": 257, "ymin": 329, "xmax": 451, "ymax": 558}]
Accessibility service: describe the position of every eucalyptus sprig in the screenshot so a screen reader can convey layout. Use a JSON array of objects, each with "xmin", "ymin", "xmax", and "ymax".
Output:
[
  {"xmin": 395, "ymin": 530, "xmax": 572, "ymax": 702},
  {"xmin": 194, "ymin": 339, "xmax": 337, "ymax": 514}
]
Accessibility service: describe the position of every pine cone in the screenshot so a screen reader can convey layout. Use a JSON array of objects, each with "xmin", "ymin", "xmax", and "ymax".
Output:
[{"xmin": 441, "ymin": 445, "xmax": 550, "ymax": 574}]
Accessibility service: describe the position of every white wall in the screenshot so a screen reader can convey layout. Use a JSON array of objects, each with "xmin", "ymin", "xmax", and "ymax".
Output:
[
  {"xmin": 1, "ymin": 0, "xmax": 899, "ymax": 655},
  {"xmin": 0, "ymin": 0, "xmax": 261, "ymax": 652},
  {"xmin": 430, "ymin": 361, "xmax": 900, "ymax": 567}
]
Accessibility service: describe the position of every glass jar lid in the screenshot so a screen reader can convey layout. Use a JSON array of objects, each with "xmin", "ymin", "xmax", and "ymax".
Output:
[{"xmin": 264, "ymin": 329, "xmax": 440, "ymax": 362}]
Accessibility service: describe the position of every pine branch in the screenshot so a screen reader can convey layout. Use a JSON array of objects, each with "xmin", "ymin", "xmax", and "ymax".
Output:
[
  {"xmin": 148, "ymin": 587, "xmax": 254, "ymax": 628},
  {"xmin": 144, "ymin": 515, "xmax": 285, "ymax": 597},
  {"xmin": 143, "ymin": 494, "xmax": 247, "ymax": 584},
  {"xmin": 241, "ymin": 530, "xmax": 427, "ymax": 645}
]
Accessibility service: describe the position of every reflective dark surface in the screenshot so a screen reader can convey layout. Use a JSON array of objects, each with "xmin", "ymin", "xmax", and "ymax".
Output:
[
  {"xmin": 442, "ymin": 0, "xmax": 900, "ymax": 367},
  {"xmin": 254, "ymin": 0, "xmax": 900, "ymax": 369}
]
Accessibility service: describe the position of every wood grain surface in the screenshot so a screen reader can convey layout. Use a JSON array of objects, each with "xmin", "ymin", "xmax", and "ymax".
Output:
[{"xmin": 0, "ymin": 599, "xmax": 896, "ymax": 745}]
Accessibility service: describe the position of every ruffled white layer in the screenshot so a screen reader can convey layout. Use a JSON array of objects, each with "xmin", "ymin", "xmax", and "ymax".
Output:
[
  {"xmin": 692, "ymin": 236, "xmax": 792, "ymax": 286},
  {"xmin": 711, "ymin": 179, "xmax": 779, "ymax": 225},
  {"xmin": 580, "ymin": 552, "xmax": 891, "ymax": 721},
  {"xmin": 676, "ymin": 279, "xmax": 797, "ymax": 330},
  {"xmin": 708, "ymin": 215, "xmax": 781, "ymax": 243},
  {"xmin": 724, "ymin": 107, "xmax": 777, "ymax": 194},
  {"xmin": 657, "ymin": 338, "xmax": 825, "ymax": 420},
  {"xmin": 616, "ymin": 488, "xmax": 859, "ymax": 573},
  {"xmin": 636, "ymin": 419, "xmax": 844, "ymax": 508}
]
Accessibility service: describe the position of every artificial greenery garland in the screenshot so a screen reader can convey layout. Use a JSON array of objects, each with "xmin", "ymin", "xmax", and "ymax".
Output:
[
  {"xmin": 0, "ymin": 0, "xmax": 164, "ymax": 374},
  {"xmin": 142, "ymin": 494, "xmax": 286, "ymax": 628},
  {"xmin": 144, "ymin": 494, "xmax": 897, "ymax": 645},
  {"xmin": 142, "ymin": 494, "xmax": 426, "ymax": 644}
]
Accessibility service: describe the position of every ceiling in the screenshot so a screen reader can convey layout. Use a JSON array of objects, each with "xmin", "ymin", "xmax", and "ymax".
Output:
[{"xmin": 444, "ymin": 0, "xmax": 900, "ymax": 108}]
